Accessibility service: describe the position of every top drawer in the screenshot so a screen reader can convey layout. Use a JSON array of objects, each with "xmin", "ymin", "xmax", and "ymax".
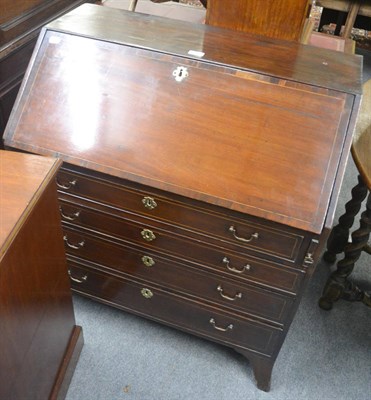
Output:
[{"xmin": 57, "ymin": 168, "xmax": 305, "ymax": 262}]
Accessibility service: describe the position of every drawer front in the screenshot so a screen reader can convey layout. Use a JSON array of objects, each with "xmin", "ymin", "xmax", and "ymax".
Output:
[
  {"xmin": 57, "ymin": 169, "xmax": 304, "ymax": 261},
  {"xmin": 63, "ymin": 228, "xmax": 295, "ymax": 325},
  {"xmin": 59, "ymin": 201, "xmax": 304, "ymax": 293},
  {"xmin": 67, "ymin": 261, "xmax": 282, "ymax": 356}
]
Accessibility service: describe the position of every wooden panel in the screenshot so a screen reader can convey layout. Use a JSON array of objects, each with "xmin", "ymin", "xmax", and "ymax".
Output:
[
  {"xmin": 5, "ymin": 29, "xmax": 355, "ymax": 233},
  {"xmin": 0, "ymin": 37, "xmax": 36, "ymax": 144},
  {"xmin": 0, "ymin": 0, "xmax": 90, "ymax": 47},
  {"xmin": 62, "ymin": 225, "xmax": 303, "ymax": 295},
  {"xmin": 58, "ymin": 194, "xmax": 304, "ymax": 263},
  {"xmin": 57, "ymin": 169, "xmax": 304, "ymax": 261},
  {"xmin": 0, "ymin": 1, "xmax": 92, "ymax": 146},
  {"xmin": 205, "ymin": 0, "xmax": 310, "ymax": 41},
  {"xmin": 43, "ymin": 4, "xmax": 363, "ymax": 94},
  {"xmin": 64, "ymin": 226, "xmax": 294, "ymax": 325},
  {"xmin": 0, "ymin": 0, "xmax": 45, "ymax": 25},
  {"xmin": 68, "ymin": 261, "xmax": 282, "ymax": 356},
  {"xmin": 0, "ymin": 150, "xmax": 81, "ymax": 400},
  {"xmin": 0, "ymin": 151, "xmax": 59, "ymax": 248}
]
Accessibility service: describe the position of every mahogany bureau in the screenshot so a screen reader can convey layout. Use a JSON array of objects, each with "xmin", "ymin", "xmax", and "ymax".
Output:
[
  {"xmin": 0, "ymin": 150, "xmax": 83, "ymax": 400},
  {"xmin": 4, "ymin": 4, "xmax": 363, "ymax": 391}
]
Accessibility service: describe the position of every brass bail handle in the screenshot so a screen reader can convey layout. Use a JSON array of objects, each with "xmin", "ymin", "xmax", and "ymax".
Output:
[
  {"xmin": 209, "ymin": 318, "xmax": 233, "ymax": 332},
  {"xmin": 222, "ymin": 257, "xmax": 251, "ymax": 274},
  {"xmin": 217, "ymin": 285, "xmax": 242, "ymax": 301},
  {"xmin": 229, "ymin": 225, "xmax": 259, "ymax": 243}
]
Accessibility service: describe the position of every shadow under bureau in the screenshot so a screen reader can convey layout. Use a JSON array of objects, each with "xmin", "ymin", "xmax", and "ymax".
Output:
[{"xmin": 4, "ymin": 3, "xmax": 363, "ymax": 391}]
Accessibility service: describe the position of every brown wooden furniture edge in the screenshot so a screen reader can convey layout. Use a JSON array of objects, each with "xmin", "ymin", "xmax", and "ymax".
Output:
[{"xmin": 50, "ymin": 325, "xmax": 84, "ymax": 400}]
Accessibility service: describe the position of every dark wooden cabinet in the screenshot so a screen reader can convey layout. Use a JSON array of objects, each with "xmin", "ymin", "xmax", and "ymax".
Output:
[
  {"xmin": 0, "ymin": 0, "xmax": 92, "ymax": 145},
  {"xmin": 0, "ymin": 150, "xmax": 83, "ymax": 400},
  {"xmin": 4, "ymin": 4, "xmax": 363, "ymax": 391}
]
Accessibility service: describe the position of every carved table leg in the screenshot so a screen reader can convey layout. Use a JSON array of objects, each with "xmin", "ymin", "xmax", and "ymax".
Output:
[
  {"xmin": 323, "ymin": 175, "xmax": 368, "ymax": 263},
  {"xmin": 319, "ymin": 192, "xmax": 371, "ymax": 310},
  {"xmin": 235, "ymin": 349, "xmax": 273, "ymax": 392}
]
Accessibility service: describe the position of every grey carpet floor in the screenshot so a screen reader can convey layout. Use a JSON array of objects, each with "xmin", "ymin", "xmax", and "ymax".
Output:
[{"xmin": 65, "ymin": 49, "xmax": 371, "ymax": 400}]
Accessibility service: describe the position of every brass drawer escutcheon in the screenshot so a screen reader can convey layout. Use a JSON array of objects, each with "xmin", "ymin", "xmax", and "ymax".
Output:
[
  {"xmin": 56, "ymin": 178, "xmax": 77, "ymax": 190},
  {"xmin": 141, "ymin": 255, "xmax": 155, "ymax": 267},
  {"xmin": 217, "ymin": 284, "xmax": 242, "ymax": 301},
  {"xmin": 209, "ymin": 318, "xmax": 233, "ymax": 332},
  {"xmin": 141, "ymin": 288, "xmax": 153, "ymax": 299},
  {"xmin": 229, "ymin": 225, "xmax": 259, "ymax": 243},
  {"xmin": 222, "ymin": 257, "xmax": 251, "ymax": 274},
  {"xmin": 141, "ymin": 229, "xmax": 156, "ymax": 242},
  {"xmin": 142, "ymin": 196, "xmax": 157, "ymax": 210},
  {"xmin": 63, "ymin": 235, "xmax": 85, "ymax": 250},
  {"xmin": 68, "ymin": 269, "xmax": 88, "ymax": 284}
]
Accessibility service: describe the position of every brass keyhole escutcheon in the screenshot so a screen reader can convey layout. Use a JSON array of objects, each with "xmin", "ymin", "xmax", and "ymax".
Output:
[
  {"xmin": 172, "ymin": 66, "xmax": 189, "ymax": 82},
  {"xmin": 142, "ymin": 196, "xmax": 157, "ymax": 210},
  {"xmin": 142, "ymin": 255, "xmax": 155, "ymax": 267},
  {"xmin": 141, "ymin": 288, "xmax": 153, "ymax": 299},
  {"xmin": 141, "ymin": 229, "xmax": 156, "ymax": 242}
]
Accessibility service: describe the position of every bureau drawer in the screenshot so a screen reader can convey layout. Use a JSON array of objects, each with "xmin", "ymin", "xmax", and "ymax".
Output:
[
  {"xmin": 59, "ymin": 201, "xmax": 304, "ymax": 293},
  {"xmin": 67, "ymin": 261, "xmax": 282, "ymax": 356},
  {"xmin": 63, "ymin": 228, "xmax": 295, "ymax": 325},
  {"xmin": 57, "ymin": 169, "xmax": 304, "ymax": 262}
]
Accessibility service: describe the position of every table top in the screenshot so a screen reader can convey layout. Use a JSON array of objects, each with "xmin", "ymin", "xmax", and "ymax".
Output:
[{"xmin": 0, "ymin": 151, "xmax": 61, "ymax": 257}]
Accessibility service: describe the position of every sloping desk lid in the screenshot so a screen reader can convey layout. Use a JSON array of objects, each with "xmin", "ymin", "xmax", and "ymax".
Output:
[{"xmin": 4, "ymin": 5, "xmax": 362, "ymax": 234}]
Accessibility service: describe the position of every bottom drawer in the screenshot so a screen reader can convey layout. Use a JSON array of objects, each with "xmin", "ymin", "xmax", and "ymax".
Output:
[{"xmin": 68, "ymin": 261, "xmax": 282, "ymax": 357}]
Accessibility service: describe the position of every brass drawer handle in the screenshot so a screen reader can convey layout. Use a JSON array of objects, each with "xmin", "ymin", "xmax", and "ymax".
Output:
[
  {"xmin": 209, "ymin": 318, "xmax": 233, "ymax": 332},
  {"xmin": 142, "ymin": 255, "xmax": 155, "ymax": 267},
  {"xmin": 141, "ymin": 288, "xmax": 153, "ymax": 299},
  {"xmin": 304, "ymin": 253, "xmax": 314, "ymax": 265},
  {"xmin": 59, "ymin": 207, "xmax": 81, "ymax": 221},
  {"xmin": 56, "ymin": 178, "xmax": 77, "ymax": 190},
  {"xmin": 63, "ymin": 235, "xmax": 85, "ymax": 249},
  {"xmin": 142, "ymin": 196, "xmax": 157, "ymax": 210},
  {"xmin": 228, "ymin": 225, "xmax": 259, "ymax": 243},
  {"xmin": 68, "ymin": 269, "xmax": 88, "ymax": 284},
  {"xmin": 141, "ymin": 229, "xmax": 156, "ymax": 242},
  {"xmin": 222, "ymin": 257, "xmax": 251, "ymax": 274},
  {"xmin": 217, "ymin": 284, "xmax": 242, "ymax": 301}
]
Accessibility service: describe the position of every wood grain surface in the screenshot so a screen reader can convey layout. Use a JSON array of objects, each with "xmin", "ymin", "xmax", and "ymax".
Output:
[
  {"xmin": 5, "ymin": 18, "xmax": 360, "ymax": 233},
  {"xmin": 205, "ymin": 0, "xmax": 310, "ymax": 42}
]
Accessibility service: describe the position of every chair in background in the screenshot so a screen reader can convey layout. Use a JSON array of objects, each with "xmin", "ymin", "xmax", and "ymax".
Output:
[{"xmin": 319, "ymin": 79, "xmax": 371, "ymax": 310}]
